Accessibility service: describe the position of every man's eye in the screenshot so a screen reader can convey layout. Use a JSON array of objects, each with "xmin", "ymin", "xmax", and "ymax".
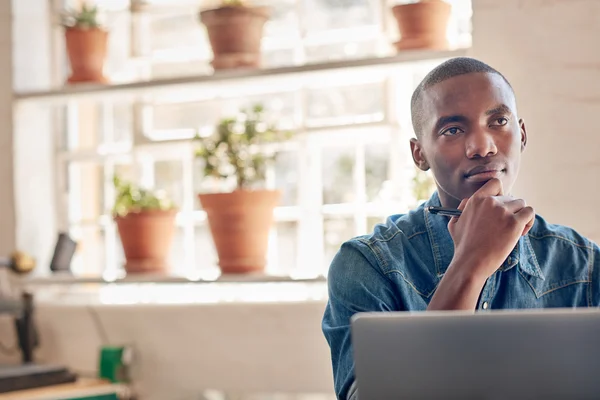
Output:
[
  {"xmin": 491, "ymin": 117, "xmax": 508, "ymax": 126},
  {"xmin": 440, "ymin": 127, "xmax": 463, "ymax": 136}
]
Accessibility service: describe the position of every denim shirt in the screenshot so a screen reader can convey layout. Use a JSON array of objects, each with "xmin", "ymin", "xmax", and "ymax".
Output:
[{"xmin": 322, "ymin": 191, "xmax": 600, "ymax": 400}]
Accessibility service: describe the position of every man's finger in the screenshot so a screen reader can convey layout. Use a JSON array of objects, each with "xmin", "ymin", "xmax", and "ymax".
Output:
[
  {"xmin": 515, "ymin": 206, "xmax": 535, "ymax": 229},
  {"xmin": 457, "ymin": 198, "xmax": 468, "ymax": 211},
  {"xmin": 472, "ymin": 178, "xmax": 504, "ymax": 198},
  {"xmin": 504, "ymin": 199, "xmax": 527, "ymax": 214}
]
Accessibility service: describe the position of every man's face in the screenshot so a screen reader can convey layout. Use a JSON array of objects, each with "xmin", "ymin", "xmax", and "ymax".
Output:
[{"xmin": 410, "ymin": 72, "xmax": 527, "ymax": 208}]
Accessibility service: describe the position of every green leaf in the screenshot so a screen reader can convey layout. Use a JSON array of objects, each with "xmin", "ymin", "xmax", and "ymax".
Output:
[
  {"xmin": 194, "ymin": 103, "xmax": 294, "ymax": 190},
  {"xmin": 112, "ymin": 174, "xmax": 176, "ymax": 217}
]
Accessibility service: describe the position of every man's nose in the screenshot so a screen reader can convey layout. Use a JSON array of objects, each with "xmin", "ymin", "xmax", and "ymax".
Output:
[{"xmin": 465, "ymin": 129, "xmax": 498, "ymax": 159}]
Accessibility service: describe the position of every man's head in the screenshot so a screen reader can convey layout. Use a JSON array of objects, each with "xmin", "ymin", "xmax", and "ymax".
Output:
[{"xmin": 409, "ymin": 57, "xmax": 527, "ymax": 208}]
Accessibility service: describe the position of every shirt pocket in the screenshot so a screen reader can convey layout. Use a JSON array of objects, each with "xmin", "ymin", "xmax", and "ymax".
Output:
[{"xmin": 520, "ymin": 239, "xmax": 592, "ymax": 301}]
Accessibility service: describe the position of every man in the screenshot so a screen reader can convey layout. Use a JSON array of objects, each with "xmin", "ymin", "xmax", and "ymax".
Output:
[{"xmin": 321, "ymin": 57, "xmax": 600, "ymax": 400}]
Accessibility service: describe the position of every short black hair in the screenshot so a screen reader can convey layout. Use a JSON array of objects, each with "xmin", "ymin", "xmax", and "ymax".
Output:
[{"xmin": 410, "ymin": 57, "xmax": 514, "ymax": 138}]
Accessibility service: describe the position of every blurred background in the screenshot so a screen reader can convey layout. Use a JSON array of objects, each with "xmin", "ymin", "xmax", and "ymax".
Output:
[{"xmin": 0, "ymin": 0, "xmax": 599, "ymax": 399}]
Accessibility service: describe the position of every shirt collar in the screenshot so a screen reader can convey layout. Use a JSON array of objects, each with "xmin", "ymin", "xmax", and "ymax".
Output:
[{"xmin": 423, "ymin": 192, "xmax": 545, "ymax": 280}]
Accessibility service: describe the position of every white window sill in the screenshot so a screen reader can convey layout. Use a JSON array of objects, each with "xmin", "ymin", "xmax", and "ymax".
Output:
[
  {"xmin": 23, "ymin": 272, "xmax": 327, "ymax": 286},
  {"xmin": 22, "ymin": 278, "xmax": 329, "ymax": 306}
]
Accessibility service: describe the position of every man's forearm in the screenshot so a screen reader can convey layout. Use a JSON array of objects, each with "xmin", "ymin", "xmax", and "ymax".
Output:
[{"xmin": 427, "ymin": 260, "xmax": 487, "ymax": 311}]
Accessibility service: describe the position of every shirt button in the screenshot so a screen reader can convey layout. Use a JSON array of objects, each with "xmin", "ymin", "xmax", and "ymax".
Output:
[{"xmin": 482, "ymin": 302, "xmax": 489, "ymax": 310}]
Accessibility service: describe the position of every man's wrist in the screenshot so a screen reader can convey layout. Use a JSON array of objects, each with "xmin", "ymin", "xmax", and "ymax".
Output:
[{"xmin": 444, "ymin": 258, "xmax": 488, "ymax": 294}]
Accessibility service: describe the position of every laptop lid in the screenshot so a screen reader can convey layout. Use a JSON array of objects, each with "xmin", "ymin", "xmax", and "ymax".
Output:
[{"xmin": 351, "ymin": 308, "xmax": 600, "ymax": 400}]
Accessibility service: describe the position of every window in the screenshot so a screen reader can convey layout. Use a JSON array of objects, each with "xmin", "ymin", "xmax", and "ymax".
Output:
[{"xmin": 46, "ymin": 0, "xmax": 471, "ymax": 278}]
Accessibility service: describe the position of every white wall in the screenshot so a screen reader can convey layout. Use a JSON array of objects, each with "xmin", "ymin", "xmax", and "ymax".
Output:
[
  {"xmin": 0, "ymin": 1, "xmax": 15, "ymax": 256},
  {"xmin": 471, "ymin": 0, "xmax": 600, "ymax": 242},
  {"xmin": 0, "ymin": 291, "xmax": 334, "ymax": 400},
  {"xmin": 11, "ymin": 0, "xmax": 57, "ymax": 270}
]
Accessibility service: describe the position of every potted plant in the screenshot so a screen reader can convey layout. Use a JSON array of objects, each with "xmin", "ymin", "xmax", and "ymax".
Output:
[
  {"xmin": 391, "ymin": 0, "xmax": 452, "ymax": 51},
  {"xmin": 199, "ymin": 0, "xmax": 270, "ymax": 70},
  {"xmin": 112, "ymin": 175, "xmax": 177, "ymax": 274},
  {"xmin": 60, "ymin": 4, "xmax": 109, "ymax": 84},
  {"xmin": 194, "ymin": 104, "xmax": 292, "ymax": 274}
]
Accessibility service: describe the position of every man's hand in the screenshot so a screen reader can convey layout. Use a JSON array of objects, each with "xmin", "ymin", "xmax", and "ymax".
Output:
[
  {"xmin": 427, "ymin": 178, "xmax": 535, "ymax": 311},
  {"xmin": 448, "ymin": 178, "xmax": 535, "ymax": 284}
]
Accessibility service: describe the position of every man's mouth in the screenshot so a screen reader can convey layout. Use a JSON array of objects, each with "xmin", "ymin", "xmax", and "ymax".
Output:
[{"xmin": 464, "ymin": 166, "xmax": 506, "ymax": 182}]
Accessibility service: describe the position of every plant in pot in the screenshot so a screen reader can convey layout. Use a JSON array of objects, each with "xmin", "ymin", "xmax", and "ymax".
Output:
[
  {"xmin": 112, "ymin": 175, "xmax": 177, "ymax": 274},
  {"xmin": 199, "ymin": 0, "xmax": 270, "ymax": 70},
  {"xmin": 194, "ymin": 104, "xmax": 292, "ymax": 274},
  {"xmin": 391, "ymin": 0, "xmax": 452, "ymax": 51},
  {"xmin": 60, "ymin": 3, "xmax": 109, "ymax": 84}
]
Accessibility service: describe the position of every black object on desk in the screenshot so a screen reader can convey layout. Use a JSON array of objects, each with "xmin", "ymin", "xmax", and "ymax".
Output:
[
  {"xmin": 0, "ymin": 364, "xmax": 77, "ymax": 393},
  {"xmin": 50, "ymin": 232, "xmax": 77, "ymax": 273},
  {"xmin": 0, "ymin": 288, "xmax": 77, "ymax": 393}
]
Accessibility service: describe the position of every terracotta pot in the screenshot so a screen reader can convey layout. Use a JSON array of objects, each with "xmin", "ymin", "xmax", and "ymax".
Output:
[
  {"xmin": 199, "ymin": 190, "xmax": 281, "ymax": 274},
  {"xmin": 199, "ymin": 6, "xmax": 270, "ymax": 70},
  {"xmin": 391, "ymin": 0, "xmax": 452, "ymax": 51},
  {"xmin": 65, "ymin": 27, "xmax": 109, "ymax": 84},
  {"xmin": 115, "ymin": 210, "xmax": 177, "ymax": 274}
]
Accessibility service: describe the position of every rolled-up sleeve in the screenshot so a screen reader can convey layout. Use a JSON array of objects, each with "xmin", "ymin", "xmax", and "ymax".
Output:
[{"xmin": 322, "ymin": 240, "xmax": 401, "ymax": 400}]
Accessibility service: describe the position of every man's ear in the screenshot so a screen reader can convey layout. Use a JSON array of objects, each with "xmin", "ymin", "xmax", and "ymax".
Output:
[
  {"xmin": 519, "ymin": 118, "xmax": 527, "ymax": 152},
  {"xmin": 410, "ymin": 138, "xmax": 430, "ymax": 171}
]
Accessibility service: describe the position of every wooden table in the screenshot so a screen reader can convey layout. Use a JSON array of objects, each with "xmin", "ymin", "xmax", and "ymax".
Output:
[{"xmin": 0, "ymin": 378, "xmax": 130, "ymax": 400}]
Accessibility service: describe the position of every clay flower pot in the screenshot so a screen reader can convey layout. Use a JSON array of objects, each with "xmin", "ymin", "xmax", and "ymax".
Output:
[
  {"xmin": 115, "ymin": 210, "xmax": 177, "ymax": 274},
  {"xmin": 65, "ymin": 27, "xmax": 108, "ymax": 84},
  {"xmin": 198, "ymin": 190, "xmax": 281, "ymax": 274},
  {"xmin": 391, "ymin": 0, "xmax": 452, "ymax": 51},
  {"xmin": 199, "ymin": 5, "xmax": 270, "ymax": 70}
]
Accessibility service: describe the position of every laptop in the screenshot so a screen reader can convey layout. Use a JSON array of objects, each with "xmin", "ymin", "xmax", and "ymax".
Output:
[{"xmin": 351, "ymin": 308, "xmax": 600, "ymax": 400}]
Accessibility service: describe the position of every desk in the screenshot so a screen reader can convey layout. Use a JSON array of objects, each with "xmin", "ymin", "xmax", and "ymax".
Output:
[{"xmin": 0, "ymin": 378, "xmax": 130, "ymax": 400}]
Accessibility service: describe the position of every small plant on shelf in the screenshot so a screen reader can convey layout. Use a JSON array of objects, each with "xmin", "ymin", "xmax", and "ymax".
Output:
[
  {"xmin": 112, "ymin": 175, "xmax": 177, "ymax": 275},
  {"xmin": 195, "ymin": 104, "xmax": 292, "ymax": 190},
  {"xmin": 59, "ymin": 3, "xmax": 109, "ymax": 84},
  {"xmin": 194, "ymin": 104, "xmax": 293, "ymax": 274},
  {"xmin": 199, "ymin": 0, "xmax": 270, "ymax": 70},
  {"xmin": 60, "ymin": 3, "xmax": 102, "ymax": 29},
  {"xmin": 391, "ymin": 0, "xmax": 452, "ymax": 52},
  {"xmin": 112, "ymin": 175, "xmax": 176, "ymax": 217}
]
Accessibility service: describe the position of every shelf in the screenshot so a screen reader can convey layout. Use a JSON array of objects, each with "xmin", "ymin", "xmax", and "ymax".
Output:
[
  {"xmin": 14, "ymin": 48, "xmax": 469, "ymax": 105},
  {"xmin": 22, "ymin": 272, "xmax": 327, "ymax": 286}
]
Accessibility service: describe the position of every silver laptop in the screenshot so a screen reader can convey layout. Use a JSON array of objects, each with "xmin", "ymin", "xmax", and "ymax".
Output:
[{"xmin": 351, "ymin": 308, "xmax": 600, "ymax": 400}]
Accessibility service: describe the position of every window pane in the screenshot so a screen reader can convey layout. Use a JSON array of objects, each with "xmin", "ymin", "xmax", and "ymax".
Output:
[
  {"xmin": 365, "ymin": 144, "xmax": 390, "ymax": 202},
  {"xmin": 275, "ymin": 151, "xmax": 299, "ymax": 206},
  {"xmin": 272, "ymin": 221, "xmax": 298, "ymax": 274},
  {"xmin": 413, "ymin": 168, "xmax": 436, "ymax": 205},
  {"xmin": 68, "ymin": 162, "xmax": 104, "ymax": 223},
  {"xmin": 66, "ymin": 101, "xmax": 101, "ymax": 150},
  {"xmin": 367, "ymin": 216, "xmax": 385, "ymax": 233},
  {"xmin": 306, "ymin": 82, "xmax": 384, "ymax": 128},
  {"xmin": 323, "ymin": 147, "xmax": 355, "ymax": 205},
  {"xmin": 113, "ymin": 163, "xmax": 135, "ymax": 182},
  {"xmin": 111, "ymin": 103, "xmax": 134, "ymax": 145},
  {"xmin": 70, "ymin": 225, "xmax": 105, "ymax": 276},
  {"xmin": 154, "ymin": 160, "xmax": 184, "ymax": 209},
  {"xmin": 305, "ymin": 39, "xmax": 380, "ymax": 63},
  {"xmin": 65, "ymin": 102, "xmax": 133, "ymax": 150},
  {"xmin": 262, "ymin": 49, "xmax": 298, "ymax": 68},
  {"xmin": 301, "ymin": 0, "xmax": 379, "ymax": 33},
  {"xmin": 263, "ymin": 0, "xmax": 300, "ymax": 40},
  {"xmin": 149, "ymin": 91, "xmax": 297, "ymax": 140},
  {"xmin": 149, "ymin": 12, "xmax": 206, "ymax": 53},
  {"xmin": 323, "ymin": 216, "xmax": 354, "ymax": 271},
  {"xmin": 151, "ymin": 101, "xmax": 219, "ymax": 136}
]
